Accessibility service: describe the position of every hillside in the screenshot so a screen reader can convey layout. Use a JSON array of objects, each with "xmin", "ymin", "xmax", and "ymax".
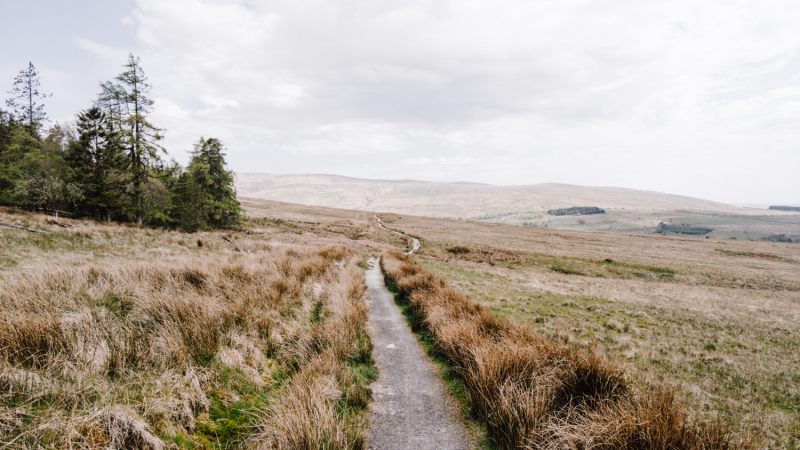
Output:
[{"xmin": 234, "ymin": 173, "xmax": 760, "ymax": 219}]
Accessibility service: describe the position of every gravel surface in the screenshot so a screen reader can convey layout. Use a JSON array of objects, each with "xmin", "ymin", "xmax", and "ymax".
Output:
[
  {"xmin": 374, "ymin": 215, "xmax": 420, "ymax": 254},
  {"xmin": 366, "ymin": 258, "xmax": 472, "ymax": 450}
]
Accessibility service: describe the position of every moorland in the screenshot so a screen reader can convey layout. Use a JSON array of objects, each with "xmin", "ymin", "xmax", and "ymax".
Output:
[
  {"xmin": 244, "ymin": 197, "xmax": 800, "ymax": 447},
  {"xmin": 1, "ymin": 196, "xmax": 797, "ymax": 448},
  {"xmin": 235, "ymin": 173, "xmax": 800, "ymax": 241}
]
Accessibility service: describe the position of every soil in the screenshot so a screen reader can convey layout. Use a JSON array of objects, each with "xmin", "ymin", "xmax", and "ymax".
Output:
[{"xmin": 365, "ymin": 258, "xmax": 471, "ymax": 450}]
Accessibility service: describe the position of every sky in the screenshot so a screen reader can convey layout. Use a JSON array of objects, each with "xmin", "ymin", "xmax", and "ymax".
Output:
[{"xmin": 2, "ymin": 1, "xmax": 799, "ymax": 204}]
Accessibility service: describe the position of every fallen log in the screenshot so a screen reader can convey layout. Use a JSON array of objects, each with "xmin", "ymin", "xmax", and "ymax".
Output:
[{"xmin": 0, "ymin": 222, "xmax": 50, "ymax": 233}]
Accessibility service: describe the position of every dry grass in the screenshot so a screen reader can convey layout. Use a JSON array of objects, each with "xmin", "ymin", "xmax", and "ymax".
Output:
[
  {"xmin": 0, "ymin": 207, "xmax": 375, "ymax": 449},
  {"xmin": 251, "ymin": 260, "xmax": 373, "ymax": 450},
  {"xmin": 381, "ymin": 249, "xmax": 756, "ymax": 449},
  {"xmin": 377, "ymin": 211, "xmax": 800, "ymax": 447}
]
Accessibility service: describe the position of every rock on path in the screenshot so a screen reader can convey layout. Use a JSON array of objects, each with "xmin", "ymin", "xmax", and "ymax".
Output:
[{"xmin": 366, "ymin": 258, "xmax": 471, "ymax": 450}]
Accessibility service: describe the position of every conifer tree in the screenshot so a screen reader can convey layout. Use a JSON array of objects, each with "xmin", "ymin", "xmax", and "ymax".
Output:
[
  {"xmin": 171, "ymin": 170, "xmax": 207, "ymax": 232},
  {"xmin": 66, "ymin": 107, "xmax": 124, "ymax": 220},
  {"xmin": 172, "ymin": 138, "xmax": 241, "ymax": 231},
  {"xmin": 189, "ymin": 137, "xmax": 241, "ymax": 228},
  {"xmin": 98, "ymin": 54, "xmax": 164, "ymax": 225},
  {"xmin": 5, "ymin": 63, "xmax": 51, "ymax": 137}
]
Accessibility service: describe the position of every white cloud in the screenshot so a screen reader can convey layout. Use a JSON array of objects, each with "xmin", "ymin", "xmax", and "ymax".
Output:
[
  {"xmin": 86, "ymin": 0, "xmax": 800, "ymax": 203},
  {"xmin": 74, "ymin": 37, "xmax": 128, "ymax": 62}
]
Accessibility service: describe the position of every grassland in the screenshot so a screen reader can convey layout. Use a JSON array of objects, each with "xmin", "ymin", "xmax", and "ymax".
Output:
[
  {"xmin": 3, "ymin": 197, "xmax": 797, "ymax": 448},
  {"xmin": 382, "ymin": 250, "xmax": 754, "ymax": 449},
  {"xmin": 379, "ymin": 213, "xmax": 799, "ymax": 448},
  {"xmin": 0, "ymin": 206, "xmax": 387, "ymax": 449},
  {"xmin": 238, "ymin": 198, "xmax": 800, "ymax": 447}
]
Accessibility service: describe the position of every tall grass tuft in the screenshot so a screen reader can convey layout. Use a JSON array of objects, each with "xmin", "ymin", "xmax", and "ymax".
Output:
[
  {"xmin": 0, "ymin": 232, "xmax": 371, "ymax": 449},
  {"xmin": 381, "ymin": 249, "xmax": 755, "ymax": 450}
]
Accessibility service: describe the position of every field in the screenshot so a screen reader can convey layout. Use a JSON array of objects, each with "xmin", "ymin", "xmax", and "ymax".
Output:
[
  {"xmin": 0, "ymin": 206, "xmax": 388, "ymax": 449},
  {"xmin": 500, "ymin": 208, "xmax": 800, "ymax": 241},
  {"xmin": 2, "ymin": 197, "xmax": 798, "ymax": 448},
  {"xmin": 239, "ymin": 198, "xmax": 800, "ymax": 446},
  {"xmin": 235, "ymin": 173, "xmax": 800, "ymax": 241},
  {"xmin": 381, "ymin": 213, "xmax": 800, "ymax": 447}
]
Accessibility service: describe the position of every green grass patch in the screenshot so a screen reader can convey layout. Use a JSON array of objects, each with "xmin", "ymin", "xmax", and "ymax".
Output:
[{"xmin": 550, "ymin": 265, "xmax": 585, "ymax": 276}]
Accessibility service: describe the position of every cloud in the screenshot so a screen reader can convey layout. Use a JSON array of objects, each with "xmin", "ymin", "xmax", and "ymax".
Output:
[
  {"xmin": 114, "ymin": 0, "xmax": 800, "ymax": 203},
  {"xmin": 74, "ymin": 37, "xmax": 129, "ymax": 62}
]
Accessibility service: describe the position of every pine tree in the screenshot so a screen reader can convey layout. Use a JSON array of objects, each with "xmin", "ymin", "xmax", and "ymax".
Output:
[
  {"xmin": 171, "ymin": 170, "xmax": 207, "ymax": 232},
  {"xmin": 66, "ymin": 107, "xmax": 124, "ymax": 220},
  {"xmin": 5, "ymin": 63, "xmax": 51, "ymax": 137},
  {"xmin": 171, "ymin": 138, "xmax": 241, "ymax": 231},
  {"xmin": 188, "ymin": 138, "xmax": 241, "ymax": 228},
  {"xmin": 97, "ymin": 54, "xmax": 165, "ymax": 225}
]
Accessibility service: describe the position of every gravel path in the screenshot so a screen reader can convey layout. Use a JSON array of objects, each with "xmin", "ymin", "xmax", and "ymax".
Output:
[
  {"xmin": 374, "ymin": 215, "xmax": 420, "ymax": 254},
  {"xmin": 366, "ymin": 258, "xmax": 471, "ymax": 450}
]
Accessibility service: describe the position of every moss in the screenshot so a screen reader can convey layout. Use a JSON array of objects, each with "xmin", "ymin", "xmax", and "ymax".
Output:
[{"xmin": 194, "ymin": 388, "xmax": 269, "ymax": 447}]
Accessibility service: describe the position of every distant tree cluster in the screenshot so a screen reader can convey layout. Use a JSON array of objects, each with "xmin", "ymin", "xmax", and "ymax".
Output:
[
  {"xmin": 760, "ymin": 234, "xmax": 796, "ymax": 243},
  {"xmin": 446, "ymin": 246, "xmax": 470, "ymax": 254},
  {"xmin": 547, "ymin": 206, "xmax": 605, "ymax": 216},
  {"xmin": 656, "ymin": 222, "xmax": 713, "ymax": 236},
  {"xmin": 769, "ymin": 206, "xmax": 800, "ymax": 212},
  {"xmin": 0, "ymin": 56, "xmax": 241, "ymax": 231}
]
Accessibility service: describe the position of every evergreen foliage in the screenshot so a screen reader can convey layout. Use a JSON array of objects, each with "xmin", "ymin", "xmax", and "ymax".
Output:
[
  {"xmin": 172, "ymin": 138, "xmax": 241, "ymax": 231},
  {"xmin": 656, "ymin": 222, "xmax": 713, "ymax": 236},
  {"xmin": 547, "ymin": 206, "xmax": 605, "ymax": 216},
  {"xmin": 98, "ymin": 54, "xmax": 165, "ymax": 225},
  {"xmin": 769, "ymin": 206, "xmax": 800, "ymax": 212},
  {"xmin": 1, "ymin": 57, "xmax": 242, "ymax": 231},
  {"xmin": 66, "ymin": 107, "xmax": 125, "ymax": 220},
  {"xmin": 5, "ymin": 63, "xmax": 51, "ymax": 137}
]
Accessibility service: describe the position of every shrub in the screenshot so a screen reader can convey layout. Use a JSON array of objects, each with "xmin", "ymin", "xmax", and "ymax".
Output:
[
  {"xmin": 656, "ymin": 222, "xmax": 713, "ymax": 236},
  {"xmin": 547, "ymin": 207, "xmax": 605, "ymax": 216}
]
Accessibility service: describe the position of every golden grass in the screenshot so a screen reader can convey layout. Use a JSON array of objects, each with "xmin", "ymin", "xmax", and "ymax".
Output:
[
  {"xmin": 0, "ymin": 208, "xmax": 374, "ymax": 449},
  {"xmin": 381, "ymin": 249, "xmax": 756, "ymax": 449},
  {"xmin": 371, "ymin": 211, "xmax": 800, "ymax": 446},
  {"xmin": 251, "ymin": 259, "xmax": 372, "ymax": 450}
]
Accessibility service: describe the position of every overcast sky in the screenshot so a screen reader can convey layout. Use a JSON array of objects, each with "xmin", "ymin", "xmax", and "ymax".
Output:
[{"xmin": 2, "ymin": 1, "xmax": 799, "ymax": 204}]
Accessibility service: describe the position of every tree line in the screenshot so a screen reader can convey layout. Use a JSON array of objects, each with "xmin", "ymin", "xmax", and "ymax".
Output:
[
  {"xmin": 0, "ymin": 55, "xmax": 240, "ymax": 231},
  {"xmin": 546, "ymin": 206, "xmax": 605, "ymax": 216}
]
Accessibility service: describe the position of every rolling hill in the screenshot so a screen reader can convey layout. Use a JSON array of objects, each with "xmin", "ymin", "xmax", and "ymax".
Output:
[{"xmin": 234, "ymin": 173, "xmax": 762, "ymax": 219}]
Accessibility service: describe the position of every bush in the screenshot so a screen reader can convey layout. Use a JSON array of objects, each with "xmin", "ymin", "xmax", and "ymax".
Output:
[
  {"xmin": 446, "ymin": 246, "xmax": 470, "ymax": 255},
  {"xmin": 547, "ymin": 206, "xmax": 605, "ymax": 216},
  {"xmin": 760, "ymin": 234, "xmax": 794, "ymax": 243},
  {"xmin": 656, "ymin": 222, "xmax": 713, "ymax": 236},
  {"xmin": 768, "ymin": 206, "xmax": 800, "ymax": 212}
]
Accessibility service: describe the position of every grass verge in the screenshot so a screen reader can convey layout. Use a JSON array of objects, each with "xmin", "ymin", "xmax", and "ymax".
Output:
[{"xmin": 381, "ymin": 249, "xmax": 757, "ymax": 449}]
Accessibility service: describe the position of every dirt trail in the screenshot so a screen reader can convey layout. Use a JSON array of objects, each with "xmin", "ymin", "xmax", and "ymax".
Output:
[
  {"xmin": 366, "ymin": 258, "xmax": 471, "ymax": 450},
  {"xmin": 374, "ymin": 215, "xmax": 420, "ymax": 254}
]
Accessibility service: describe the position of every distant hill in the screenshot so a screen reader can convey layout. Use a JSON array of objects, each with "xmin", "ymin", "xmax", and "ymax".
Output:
[{"xmin": 234, "ymin": 173, "xmax": 767, "ymax": 219}]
